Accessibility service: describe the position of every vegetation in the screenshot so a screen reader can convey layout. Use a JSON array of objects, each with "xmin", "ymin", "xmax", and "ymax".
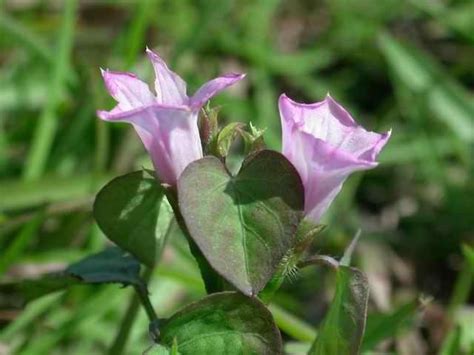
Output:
[{"xmin": 0, "ymin": 1, "xmax": 473, "ymax": 354}]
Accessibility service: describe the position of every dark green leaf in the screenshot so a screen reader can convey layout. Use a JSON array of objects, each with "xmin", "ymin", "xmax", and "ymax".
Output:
[
  {"xmin": 0, "ymin": 248, "xmax": 142, "ymax": 309},
  {"xmin": 309, "ymin": 266, "xmax": 369, "ymax": 355},
  {"xmin": 66, "ymin": 247, "xmax": 142, "ymax": 286},
  {"xmin": 178, "ymin": 150, "xmax": 304, "ymax": 295},
  {"xmin": 160, "ymin": 291, "xmax": 282, "ymax": 355},
  {"xmin": 94, "ymin": 170, "xmax": 172, "ymax": 267}
]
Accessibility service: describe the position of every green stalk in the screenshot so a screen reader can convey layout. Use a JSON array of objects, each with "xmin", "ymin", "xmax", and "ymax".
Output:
[
  {"xmin": 107, "ymin": 269, "xmax": 154, "ymax": 355},
  {"xmin": 164, "ymin": 187, "xmax": 225, "ymax": 294},
  {"xmin": 107, "ymin": 292, "xmax": 140, "ymax": 355},
  {"xmin": 269, "ymin": 304, "xmax": 317, "ymax": 343},
  {"xmin": 0, "ymin": 12, "xmax": 53, "ymax": 64},
  {"xmin": 123, "ymin": 0, "xmax": 155, "ymax": 68},
  {"xmin": 22, "ymin": 0, "xmax": 78, "ymax": 181},
  {"xmin": 107, "ymin": 212, "xmax": 174, "ymax": 354}
]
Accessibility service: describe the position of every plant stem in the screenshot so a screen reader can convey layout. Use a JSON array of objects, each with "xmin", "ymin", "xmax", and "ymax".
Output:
[
  {"xmin": 107, "ymin": 268, "xmax": 154, "ymax": 355},
  {"xmin": 269, "ymin": 303, "xmax": 317, "ymax": 343},
  {"xmin": 164, "ymin": 187, "xmax": 224, "ymax": 294},
  {"xmin": 107, "ymin": 212, "xmax": 175, "ymax": 354}
]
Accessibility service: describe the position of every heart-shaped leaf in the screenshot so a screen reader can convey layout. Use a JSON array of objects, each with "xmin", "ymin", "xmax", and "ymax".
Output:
[
  {"xmin": 178, "ymin": 150, "xmax": 304, "ymax": 295},
  {"xmin": 94, "ymin": 171, "xmax": 172, "ymax": 267},
  {"xmin": 160, "ymin": 291, "xmax": 282, "ymax": 355}
]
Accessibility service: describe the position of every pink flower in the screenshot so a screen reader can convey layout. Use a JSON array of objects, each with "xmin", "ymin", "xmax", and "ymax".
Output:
[
  {"xmin": 279, "ymin": 94, "xmax": 391, "ymax": 222},
  {"xmin": 98, "ymin": 48, "xmax": 245, "ymax": 185}
]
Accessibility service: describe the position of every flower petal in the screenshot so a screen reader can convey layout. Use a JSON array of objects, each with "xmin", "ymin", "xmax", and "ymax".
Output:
[
  {"xmin": 279, "ymin": 93, "xmax": 391, "ymax": 222},
  {"xmin": 189, "ymin": 73, "xmax": 246, "ymax": 109},
  {"xmin": 286, "ymin": 130, "xmax": 376, "ymax": 221},
  {"xmin": 101, "ymin": 69, "xmax": 155, "ymax": 112},
  {"xmin": 146, "ymin": 48, "xmax": 188, "ymax": 105},
  {"xmin": 279, "ymin": 94, "xmax": 390, "ymax": 162},
  {"xmin": 98, "ymin": 104, "xmax": 202, "ymax": 185}
]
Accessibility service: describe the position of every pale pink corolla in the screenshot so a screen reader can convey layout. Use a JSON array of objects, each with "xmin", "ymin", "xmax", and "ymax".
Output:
[
  {"xmin": 98, "ymin": 48, "xmax": 245, "ymax": 185},
  {"xmin": 279, "ymin": 94, "xmax": 391, "ymax": 222}
]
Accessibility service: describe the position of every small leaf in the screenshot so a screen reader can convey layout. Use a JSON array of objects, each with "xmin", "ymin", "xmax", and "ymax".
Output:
[
  {"xmin": 0, "ymin": 248, "xmax": 142, "ymax": 309},
  {"xmin": 309, "ymin": 266, "xmax": 369, "ymax": 355},
  {"xmin": 160, "ymin": 291, "xmax": 282, "ymax": 355},
  {"xmin": 178, "ymin": 150, "xmax": 304, "ymax": 295},
  {"xmin": 94, "ymin": 170, "xmax": 172, "ymax": 267},
  {"xmin": 66, "ymin": 247, "xmax": 142, "ymax": 286}
]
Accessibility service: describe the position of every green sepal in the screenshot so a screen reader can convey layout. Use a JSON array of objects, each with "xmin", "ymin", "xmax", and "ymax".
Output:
[
  {"xmin": 207, "ymin": 121, "xmax": 245, "ymax": 158},
  {"xmin": 239, "ymin": 122, "xmax": 267, "ymax": 154},
  {"xmin": 199, "ymin": 105, "xmax": 220, "ymax": 151},
  {"xmin": 259, "ymin": 219, "xmax": 325, "ymax": 303}
]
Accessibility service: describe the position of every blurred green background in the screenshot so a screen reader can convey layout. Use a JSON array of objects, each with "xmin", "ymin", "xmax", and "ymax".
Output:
[{"xmin": 0, "ymin": 0, "xmax": 473, "ymax": 354}]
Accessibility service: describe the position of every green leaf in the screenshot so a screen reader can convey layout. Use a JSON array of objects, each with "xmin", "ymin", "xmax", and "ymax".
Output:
[
  {"xmin": 148, "ymin": 343, "xmax": 181, "ymax": 355},
  {"xmin": 160, "ymin": 291, "xmax": 282, "ymax": 355},
  {"xmin": 0, "ymin": 248, "xmax": 142, "ymax": 309},
  {"xmin": 309, "ymin": 266, "xmax": 369, "ymax": 355},
  {"xmin": 66, "ymin": 247, "xmax": 142, "ymax": 286},
  {"xmin": 178, "ymin": 150, "xmax": 304, "ymax": 295},
  {"xmin": 94, "ymin": 170, "xmax": 172, "ymax": 267}
]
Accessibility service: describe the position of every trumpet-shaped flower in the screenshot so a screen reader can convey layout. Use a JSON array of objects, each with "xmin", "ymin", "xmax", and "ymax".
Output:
[
  {"xmin": 279, "ymin": 94, "xmax": 391, "ymax": 222},
  {"xmin": 98, "ymin": 48, "xmax": 245, "ymax": 185}
]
